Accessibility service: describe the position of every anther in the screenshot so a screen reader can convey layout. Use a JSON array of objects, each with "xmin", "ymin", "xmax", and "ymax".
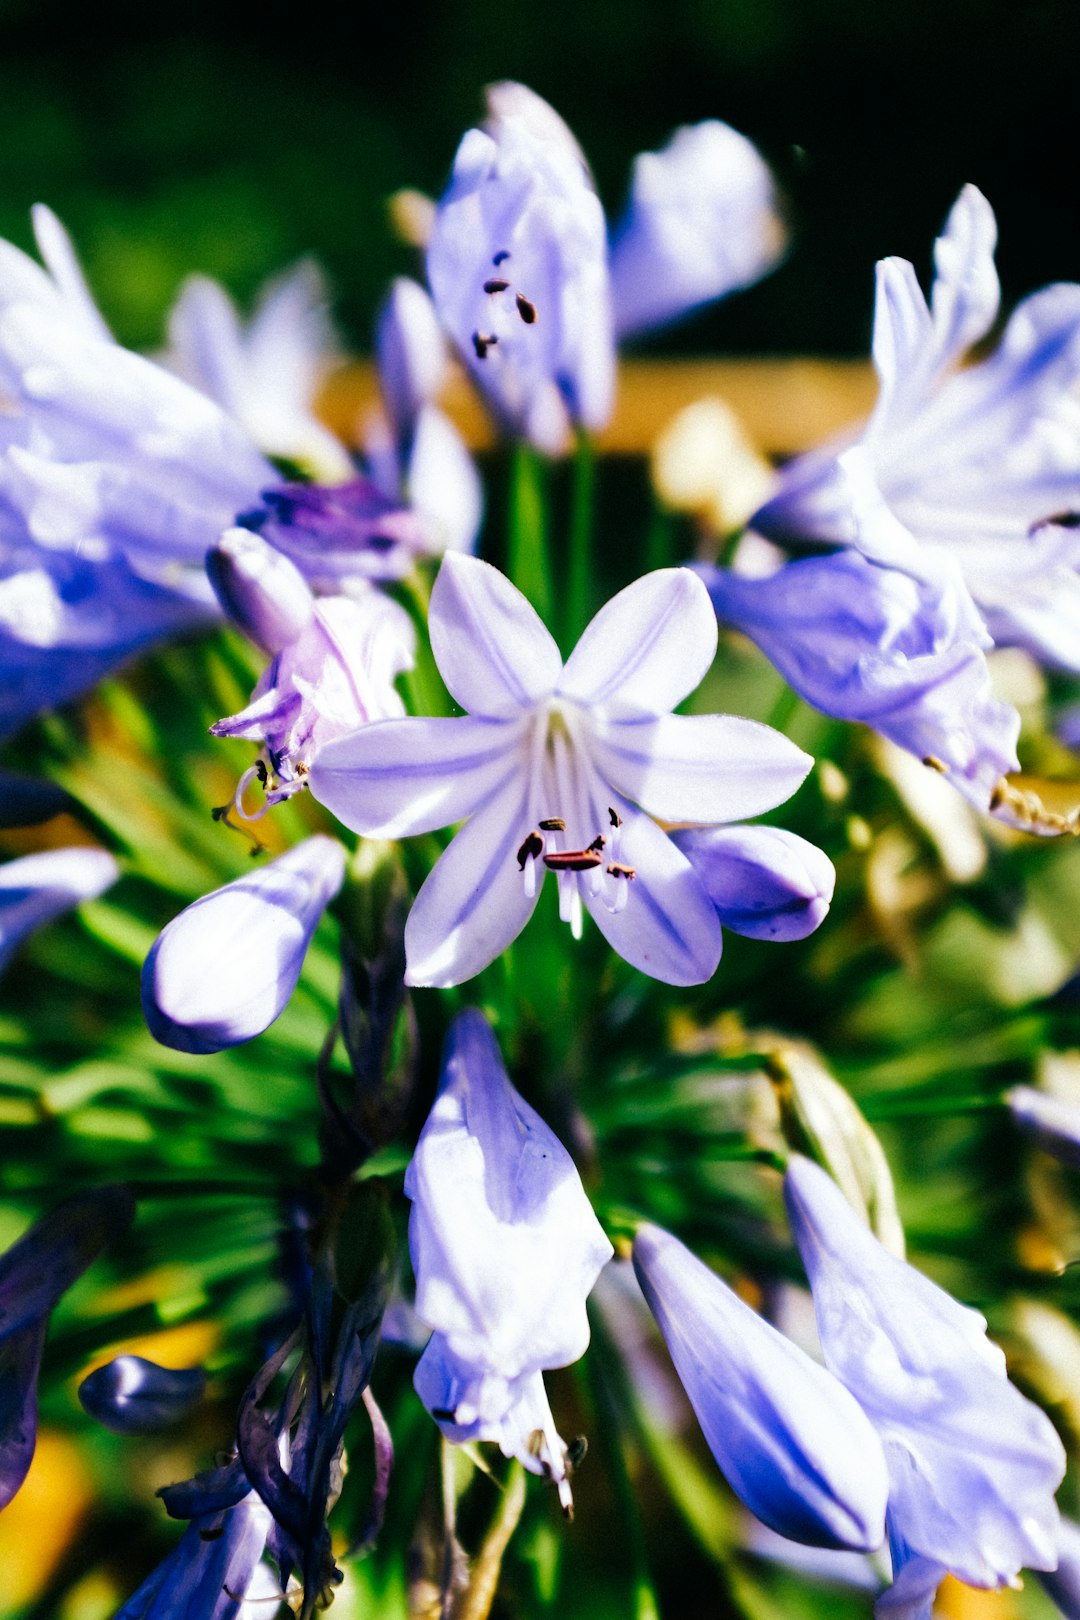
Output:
[
  {"xmin": 586, "ymin": 834, "xmax": 606, "ymax": 853},
  {"xmin": 472, "ymin": 331, "xmax": 499, "ymax": 359},
  {"xmin": 517, "ymin": 830, "xmax": 544, "ymax": 870},
  {"xmin": 608, "ymin": 807, "xmax": 623, "ymax": 828},
  {"xmin": 493, "ymin": 249, "xmax": 511, "ymax": 265},
  {"xmin": 431, "ymin": 1406, "xmax": 457, "ymax": 1422},
  {"xmin": 544, "ymin": 849, "xmax": 603, "ymax": 871},
  {"xmin": 1030, "ymin": 510, "xmax": 1080, "ymax": 534},
  {"xmin": 483, "ymin": 278, "xmax": 511, "ymax": 294},
  {"xmin": 922, "ymin": 755, "xmax": 948, "ymax": 773},
  {"xmin": 607, "ymin": 862, "xmax": 636, "ymax": 880},
  {"xmin": 516, "ymin": 292, "xmax": 538, "ymax": 324},
  {"xmin": 539, "ymin": 817, "xmax": 566, "ymax": 831}
]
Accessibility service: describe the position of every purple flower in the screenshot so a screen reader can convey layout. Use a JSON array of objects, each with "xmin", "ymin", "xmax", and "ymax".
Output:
[
  {"xmin": 632, "ymin": 1223, "xmax": 889, "ymax": 1551},
  {"xmin": 114, "ymin": 1490, "xmax": 275, "ymax": 1620},
  {"xmin": 784, "ymin": 1155, "xmax": 1065, "ymax": 1617},
  {"xmin": 427, "ymin": 82, "xmax": 615, "ymax": 455},
  {"xmin": 310, "ymin": 553, "xmax": 813, "ymax": 987},
  {"xmin": 701, "ymin": 545, "xmax": 1020, "ymax": 813},
  {"xmin": 0, "ymin": 1185, "xmax": 134, "ymax": 1509},
  {"xmin": 405, "ymin": 1009, "xmax": 612, "ymax": 1510},
  {"xmin": 141, "ymin": 836, "xmax": 346, "ymax": 1053},
  {"xmin": 753, "ymin": 186, "xmax": 1080, "ymax": 675},
  {"xmin": 238, "ymin": 476, "xmax": 436, "ymax": 591},
  {"xmin": 609, "ymin": 119, "xmax": 786, "ymax": 340},
  {"xmin": 671, "ymin": 824, "xmax": 834, "ymax": 941},
  {"xmin": 211, "ymin": 587, "xmax": 415, "ymax": 813},
  {"xmin": 79, "ymin": 1355, "xmax": 206, "ymax": 1435},
  {"xmin": 0, "ymin": 846, "xmax": 119, "ymax": 976}
]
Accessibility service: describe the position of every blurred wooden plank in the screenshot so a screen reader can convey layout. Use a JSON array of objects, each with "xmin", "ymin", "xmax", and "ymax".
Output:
[{"xmin": 319, "ymin": 356, "xmax": 876, "ymax": 458}]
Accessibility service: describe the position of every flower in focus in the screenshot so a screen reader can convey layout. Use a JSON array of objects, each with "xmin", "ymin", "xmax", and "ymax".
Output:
[
  {"xmin": 141, "ymin": 835, "xmax": 347, "ymax": 1052},
  {"xmin": 631, "ymin": 1223, "xmax": 889, "ymax": 1550},
  {"xmin": 162, "ymin": 259, "xmax": 354, "ymax": 483},
  {"xmin": 79, "ymin": 1355, "xmax": 206, "ymax": 1435},
  {"xmin": 753, "ymin": 185, "xmax": 1080, "ymax": 674},
  {"xmin": 0, "ymin": 1185, "xmax": 134, "ymax": 1509},
  {"xmin": 209, "ymin": 538, "xmax": 415, "ymax": 813},
  {"xmin": 609, "ymin": 119, "xmax": 786, "ymax": 340},
  {"xmin": 784, "ymin": 1154, "xmax": 1065, "ymax": 1618},
  {"xmin": 427, "ymin": 82, "xmax": 615, "ymax": 455},
  {"xmin": 671, "ymin": 823, "xmax": 835, "ymax": 941},
  {"xmin": 0, "ymin": 846, "xmax": 119, "ymax": 976},
  {"xmin": 405, "ymin": 1008, "xmax": 613, "ymax": 1510},
  {"xmin": 310, "ymin": 553, "xmax": 814, "ymax": 987}
]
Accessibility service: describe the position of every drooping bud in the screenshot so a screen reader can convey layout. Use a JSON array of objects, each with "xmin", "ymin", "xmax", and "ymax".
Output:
[
  {"xmin": 206, "ymin": 526, "xmax": 314, "ymax": 656},
  {"xmin": 79, "ymin": 1355, "xmax": 207, "ymax": 1435},
  {"xmin": 671, "ymin": 824, "xmax": 835, "ymax": 942},
  {"xmin": 141, "ymin": 836, "xmax": 346, "ymax": 1053},
  {"xmin": 632, "ymin": 1222, "xmax": 889, "ymax": 1552}
]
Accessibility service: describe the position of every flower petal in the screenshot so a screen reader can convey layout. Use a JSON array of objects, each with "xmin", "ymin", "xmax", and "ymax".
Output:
[
  {"xmin": 309, "ymin": 713, "xmax": 524, "ymax": 838},
  {"xmin": 589, "ymin": 711, "xmax": 813, "ymax": 823},
  {"xmin": 928, "ymin": 185, "xmax": 1000, "ymax": 368},
  {"xmin": 559, "ymin": 567, "xmax": 717, "ymax": 716},
  {"xmin": 428, "ymin": 553, "xmax": 562, "ymax": 717},
  {"xmin": 404, "ymin": 773, "xmax": 543, "ymax": 987}
]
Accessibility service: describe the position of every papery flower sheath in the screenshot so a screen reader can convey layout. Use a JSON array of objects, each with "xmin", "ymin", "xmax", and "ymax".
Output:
[
  {"xmin": 633, "ymin": 1223, "xmax": 889, "ymax": 1550},
  {"xmin": 427, "ymin": 82, "xmax": 615, "ymax": 454},
  {"xmin": 405, "ymin": 1008, "xmax": 613, "ymax": 1508},
  {"xmin": 753, "ymin": 185, "xmax": 1080, "ymax": 674},
  {"xmin": 609, "ymin": 120, "xmax": 786, "ymax": 340},
  {"xmin": 0, "ymin": 846, "xmax": 119, "ymax": 976},
  {"xmin": 784, "ymin": 1154, "xmax": 1065, "ymax": 1619},
  {"xmin": 141, "ymin": 835, "xmax": 346, "ymax": 1052},
  {"xmin": 310, "ymin": 553, "xmax": 814, "ymax": 987}
]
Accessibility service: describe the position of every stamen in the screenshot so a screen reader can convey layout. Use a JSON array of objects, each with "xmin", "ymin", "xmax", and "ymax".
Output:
[
  {"xmin": 539, "ymin": 817, "xmax": 566, "ymax": 831},
  {"xmin": 606, "ymin": 862, "xmax": 636, "ymax": 880},
  {"xmin": 543, "ymin": 849, "xmax": 602, "ymax": 871},
  {"xmin": 472, "ymin": 331, "xmax": 499, "ymax": 359},
  {"xmin": 483, "ymin": 278, "xmax": 511, "ymax": 293},
  {"xmin": 586, "ymin": 834, "xmax": 605, "ymax": 853},
  {"xmin": 492, "ymin": 249, "xmax": 511, "ymax": 265},
  {"xmin": 517, "ymin": 831, "xmax": 544, "ymax": 870},
  {"xmin": 1030, "ymin": 510, "xmax": 1080, "ymax": 534},
  {"xmin": 608, "ymin": 808, "xmax": 623, "ymax": 827},
  {"xmin": 516, "ymin": 293, "xmax": 538, "ymax": 324}
]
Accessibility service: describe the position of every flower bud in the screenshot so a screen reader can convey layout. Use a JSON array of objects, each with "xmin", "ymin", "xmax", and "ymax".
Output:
[
  {"xmin": 79, "ymin": 1355, "xmax": 206, "ymax": 1434},
  {"xmin": 205, "ymin": 526, "xmax": 313, "ymax": 655},
  {"xmin": 0, "ymin": 846, "xmax": 118, "ymax": 976},
  {"xmin": 672, "ymin": 824, "xmax": 834, "ymax": 942},
  {"xmin": 141, "ymin": 836, "xmax": 346, "ymax": 1053},
  {"xmin": 375, "ymin": 278, "xmax": 448, "ymax": 439},
  {"xmin": 632, "ymin": 1223, "xmax": 889, "ymax": 1552}
]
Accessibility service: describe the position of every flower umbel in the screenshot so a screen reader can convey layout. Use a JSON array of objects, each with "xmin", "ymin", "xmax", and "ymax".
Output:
[{"xmin": 310, "ymin": 553, "xmax": 814, "ymax": 987}]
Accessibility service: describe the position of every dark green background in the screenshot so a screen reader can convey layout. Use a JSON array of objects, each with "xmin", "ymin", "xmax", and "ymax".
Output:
[{"xmin": 0, "ymin": 0, "xmax": 1073, "ymax": 356}]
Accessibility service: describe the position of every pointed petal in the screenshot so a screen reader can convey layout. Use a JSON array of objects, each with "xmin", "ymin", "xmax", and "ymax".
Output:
[
  {"xmin": 559, "ymin": 567, "xmax": 717, "ymax": 716},
  {"xmin": 929, "ymin": 185, "xmax": 1000, "ymax": 366},
  {"xmin": 0, "ymin": 1319, "xmax": 46, "ymax": 1511},
  {"xmin": 31, "ymin": 205, "xmax": 113, "ymax": 342},
  {"xmin": 428, "ymin": 553, "xmax": 562, "ymax": 717},
  {"xmin": 589, "ymin": 711, "xmax": 812, "ymax": 822},
  {"xmin": 583, "ymin": 796, "xmax": 723, "ymax": 986},
  {"xmin": 404, "ymin": 774, "xmax": 542, "ymax": 987},
  {"xmin": 309, "ymin": 713, "xmax": 524, "ymax": 838},
  {"xmin": 0, "ymin": 1185, "xmax": 135, "ymax": 1339}
]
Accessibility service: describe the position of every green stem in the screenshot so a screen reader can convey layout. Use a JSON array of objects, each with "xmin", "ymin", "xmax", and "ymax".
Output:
[
  {"xmin": 565, "ymin": 431, "xmax": 596, "ymax": 649},
  {"xmin": 509, "ymin": 443, "xmax": 553, "ymax": 623}
]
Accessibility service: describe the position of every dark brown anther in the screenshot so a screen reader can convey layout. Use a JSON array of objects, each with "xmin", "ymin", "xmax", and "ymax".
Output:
[
  {"xmin": 544, "ymin": 849, "xmax": 603, "ymax": 872},
  {"xmin": 517, "ymin": 830, "xmax": 544, "ymax": 870},
  {"xmin": 608, "ymin": 807, "xmax": 623, "ymax": 828},
  {"xmin": 254, "ymin": 759, "xmax": 269, "ymax": 787},
  {"xmin": 483, "ymin": 278, "xmax": 511, "ymax": 294},
  {"xmin": 199, "ymin": 1526, "xmax": 225, "ymax": 1542},
  {"xmin": 922, "ymin": 755, "xmax": 948, "ymax": 773},
  {"xmin": 431, "ymin": 1405, "xmax": 457, "ymax": 1422},
  {"xmin": 493, "ymin": 249, "xmax": 511, "ymax": 266},
  {"xmin": 516, "ymin": 292, "xmax": 538, "ymax": 324},
  {"xmin": 1030, "ymin": 510, "xmax": 1080, "ymax": 534},
  {"xmin": 566, "ymin": 1435, "xmax": 588, "ymax": 1469},
  {"xmin": 586, "ymin": 834, "xmax": 606, "ymax": 853},
  {"xmin": 539, "ymin": 817, "xmax": 566, "ymax": 831},
  {"xmin": 472, "ymin": 331, "xmax": 498, "ymax": 359},
  {"xmin": 607, "ymin": 862, "xmax": 636, "ymax": 880}
]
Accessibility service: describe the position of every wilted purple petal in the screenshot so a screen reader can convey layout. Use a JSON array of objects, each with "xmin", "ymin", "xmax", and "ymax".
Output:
[
  {"xmin": 0, "ymin": 1183, "xmax": 134, "ymax": 1340},
  {"xmin": 633, "ymin": 1223, "xmax": 889, "ymax": 1551},
  {"xmin": 672, "ymin": 824, "xmax": 835, "ymax": 940},
  {"xmin": 141, "ymin": 836, "xmax": 346, "ymax": 1053},
  {"xmin": 0, "ymin": 1320, "xmax": 45, "ymax": 1511},
  {"xmin": 79, "ymin": 1356, "xmax": 206, "ymax": 1435}
]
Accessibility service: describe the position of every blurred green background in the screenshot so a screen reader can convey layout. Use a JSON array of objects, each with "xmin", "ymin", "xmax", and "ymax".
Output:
[{"xmin": 0, "ymin": 0, "xmax": 1075, "ymax": 355}]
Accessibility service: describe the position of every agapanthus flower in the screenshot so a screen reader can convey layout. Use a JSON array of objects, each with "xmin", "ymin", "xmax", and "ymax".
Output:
[
  {"xmin": 752, "ymin": 185, "xmax": 1080, "ymax": 673},
  {"xmin": 0, "ymin": 845, "xmax": 119, "ymax": 976},
  {"xmin": 784, "ymin": 1154, "xmax": 1065, "ymax": 1619},
  {"xmin": 0, "ymin": 1184, "xmax": 134, "ymax": 1509},
  {"xmin": 405, "ymin": 1008, "xmax": 612, "ymax": 1510},
  {"xmin": 237, "ymin": 474, "xmax": 437, "ymax": 590},
  {"xmin": 141, "ymin": 835, "xmax": 346, "ymax": 1052},
  {"xmin": 162, "ymin": 259, "xmax": 354, "ymax": 483},
  {"xmin": 633, "ymin": 1223, "xmax": 888, "ymax": 1550},
  {"xmin": 79, "ymin": 1355, "xmax": 206, "ymax": 1435},
  {"xmin": 609, "ymin": 119, "xmax": 786, "ymax": 340},
  {"xmin": 310, "ymin": 552, "xmax": 814, "ymax": 987},
  {"xmin": 210, "ymin": 565, "xmax": 415, "ymax": 813}
]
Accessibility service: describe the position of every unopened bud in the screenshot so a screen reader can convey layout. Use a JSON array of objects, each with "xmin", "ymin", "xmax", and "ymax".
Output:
[{"xmin": 206, "ymin": 526, "xmax": 314, "ymax": 655}]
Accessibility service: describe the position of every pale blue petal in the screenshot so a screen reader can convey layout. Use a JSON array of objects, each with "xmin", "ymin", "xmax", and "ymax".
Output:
[
  {"xmin": 429, "ymin": 553, "xmax": 562, "ymax": 717},
  {"xmin": 928, "ymin": 185, "xmax": 1000, "ymax": 367},
  {"xmin": 559, "ymin": 567, "xmax": 717, "ymax": 717}
]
